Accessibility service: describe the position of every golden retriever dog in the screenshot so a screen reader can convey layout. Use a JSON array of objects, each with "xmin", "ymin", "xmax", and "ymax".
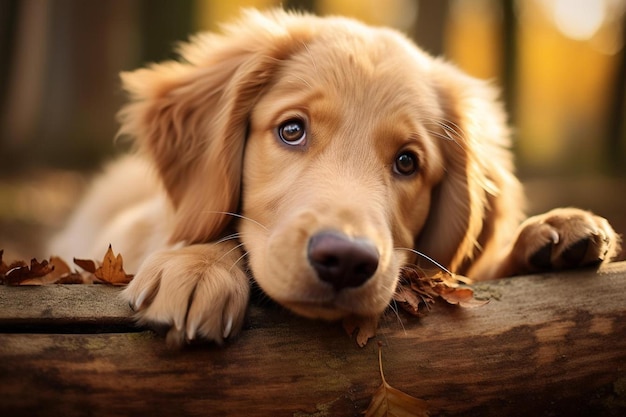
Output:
[{"xmin": 50, "ymin": 9, "xmax": 621, "ymax": 345}]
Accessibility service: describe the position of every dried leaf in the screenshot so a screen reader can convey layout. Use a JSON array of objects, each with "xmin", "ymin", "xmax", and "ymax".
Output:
[
  {"xmin": 0, "ymin": 250, "xmax": 8, "ymax": 277},
  {"xmin": 0, "ymin": 247, "xmax": 133, "ymax": 286},
  {"xmin": 4, "ymin": 257, "xmax": 54, "ymax": 285},
  {"xmin": 47, "ymin": 257, "xmax": 95, "ymax": 284},
  {"xmin": 49, "ymin": 256, "xmax": 71, "ymax": 276},
  {"xmin": 393, "ymin": 267, "xmax": 487, "ymax": 317},
  {"xmin": 394, "ymin": 284, "xmax": 432, "ymax": 317},
  {"xmin": 73, "ymin": 257, "xmax": 97, "ymax": 273},
  {"xmin": 20, "ymin": 256, "xmax": 73, "ymax": 285},
  {"xmin": 365, "ymin": 346, "xmax": 429, "ymax": 417},
  {"xmin": 3, "ymin": 261, "xmax": 28, "ymax": 284},
  {"xmin": 436, "ymin": 286, "xmax": 488, "ymax": 308},
  {"xmin": 0, "ymin": 250, "xmax": 10, "ymax": 284},
  {"xmin": 342, "ymin": 315, "xmax": 379, "ymax": 347},
  {"xmin": 29, "ymin": 258, "xmax": 55, "ymax": 277},
  {"xmin": 341, "ymin": 267, "xmax": 486, "ymax": 346},
  {"xmin": 94, "ymin": 245, "xmax": 133, "ymax": 285}
]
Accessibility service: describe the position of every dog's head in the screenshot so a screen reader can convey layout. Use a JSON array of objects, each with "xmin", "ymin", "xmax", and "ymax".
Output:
[{"xmin": 119, "ymin": 9, "xmax": 515, "ymax": 320}]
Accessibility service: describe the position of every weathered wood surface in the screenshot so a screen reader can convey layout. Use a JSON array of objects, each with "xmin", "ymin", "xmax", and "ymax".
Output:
[
  {"xmin": 0, "ymin": 285, "xmax": 134, "ymax": 331},
  {"xmin": 1, "ymin": 262, "xmax": 625, "ymax": 416}
]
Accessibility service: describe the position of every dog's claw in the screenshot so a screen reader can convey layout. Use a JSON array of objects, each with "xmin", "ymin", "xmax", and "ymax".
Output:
[
  {"xmin": 134, "ymin": 288, "xmax": 148, "ymax": 310},
  {"xmin": 548, "ymin": 229, "xmax": 559, "ymax": 245},
  {"xmin": 173, "ymin": 315, "xmax": 184, "ymax": 334},
  {"xmin": 223, "ymin": 315, "xmax": 233, "ymax": 339},
  {"xmin": 166, "ymin": 326, "xmax": 185, "ymax": 348},
  {"xmin": 186, "ymin": 319, "xmax": 198, "ymax": 341}
]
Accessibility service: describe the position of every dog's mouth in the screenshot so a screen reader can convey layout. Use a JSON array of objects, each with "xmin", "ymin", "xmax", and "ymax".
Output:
[
  {"xmin": 280, "ymin": 299, "xmax": 354, "ymax": 321},
  {"xmin": 275, "ymin": 280, "xmax": 394, "ymax": 320}
]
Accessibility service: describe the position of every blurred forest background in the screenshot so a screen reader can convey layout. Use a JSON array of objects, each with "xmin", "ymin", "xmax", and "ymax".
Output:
[{"xmin": 1, "ymin": 0, "xmax": 625, "ymax": 261}]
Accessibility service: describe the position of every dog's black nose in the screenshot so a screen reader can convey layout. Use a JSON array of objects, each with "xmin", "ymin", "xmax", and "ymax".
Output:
[{"xmin": 307, "ymin": 231, "xmax": 379, "ymax": 291}]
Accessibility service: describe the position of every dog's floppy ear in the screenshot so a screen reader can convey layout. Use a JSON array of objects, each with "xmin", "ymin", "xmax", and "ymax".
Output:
[
  {"xmin": 416, "ymin": 62, "xmax": 523, "ymax": 274},
  {"xmin": 117, "ymin": 10, "xmax": 310, "ymax": 243}
]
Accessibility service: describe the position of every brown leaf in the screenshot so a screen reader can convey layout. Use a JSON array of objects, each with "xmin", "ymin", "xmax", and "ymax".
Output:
[
  {"xmin": 364, "ymin": 346, "xmax": 429, "ymax": 417},
  {"xmin": 46, "ymin": 257, "xmax": 94, "ymax": 284},
  {"xmin": 0, "ymin": 248, "xmax": 133, "ymax": 286},
  {"xmin": 94, "ymin": 245, "xmax": 133, "ymax": 285},
  {"xmin": 49, "ymin": 256, "xmax": 71, "ymax": 276},
  {"xmin": 0, "ymin": 250, "xmax": 8, "ymax": 274},
  {"xmin": 435, "ymin": 286, "xmax": 488, "ymax": 308},
  {"xmin": 393, "ymin": 285, "xmax": 431, "ymax": 317},
  {"xmin": 4, "ymin": 258, "xmax": 54, "ymax": 285},
  {"xmin": 0, "ymin": 250, "xmax": 9, "ymax": 284},
  {"xmin": 394, "ymin": 267, "xmax": 487, "ymax": 317},
  {"xmin": 342, "ymin": 315, "xmax": 379, "ymax": 347},
  {"xmin": 21, "ymin": 256, "xmax": 73, "ymax": 285},
  {"xmin": 29, "ymin": 258, "xmax": 54, "ymax": 277},
  {"xmin": 73, "ymin": 257, "xmax": 97, "ymax": 273}
]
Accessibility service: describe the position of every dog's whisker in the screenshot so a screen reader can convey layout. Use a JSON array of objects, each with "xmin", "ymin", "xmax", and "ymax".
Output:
[
  {"xmin": 387, "ymin": 299, "xmax": 407, "ymax": 336},
  {"xmin": 425, "ymin": 128, "xmax": 457, "ymax": 142},
  {"xmin": 229, "ymin": 251, "xmax": 249, "ymax": 273},
  {"xmin": 203, "ymin": 211, "xmax": 269, "ymax": 231},
  {"xmin": 423, "ymin": 118, "xmax": 466, "ymax": 143},
  {"xmin": 394, "ymin": 247, "xmax": 453, "ymax": 275},
  {"xmin": 434, "ymin": 118, "xmax": 465, "ymax": 138},
  {"xmin": 214, "ymin": 233, "xmax": 242, "ymax": 245},
  {"xmin": 423, "ymin": 121, "xmax": 466, "ymax": 152},
  {"xmin": 423, "ymin": 122, "xmax": 456, "ymax": 140},
  {"xmin": 216, "ymin": 242, "xmax": 247, "ymax": 265},
  {"xmin": 426, "ymin": 125, "xmax": 459, "ymax": 143},
  {"xmin": 399, "ymin": 263, "xmax": 429, "ymax": 279}
]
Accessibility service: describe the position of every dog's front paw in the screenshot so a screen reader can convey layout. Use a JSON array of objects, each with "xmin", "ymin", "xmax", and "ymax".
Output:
[
  {"xmin": 509, "ymin": 208, "xmax": 620, "ymax": 274},
  {"xmin": 122, "ymin": 243, "xmax": 249, "ymax": 346}
]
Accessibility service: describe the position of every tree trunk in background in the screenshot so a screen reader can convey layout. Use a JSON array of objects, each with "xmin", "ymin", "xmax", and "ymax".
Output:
[
  {"xmin": 0, "ymin": 0, "xmax": 20, "ymax": 127},
  {"xmin": 285, "ymin": 0, "xmax": 317, "ymax": 13},
  {"xmin": 0, "ymin": 0, "xmax": 194, "ymax": 174},
  {"xmin": 501, "ymin": 0, "xmax": 517, "ymax": 125},
  {"xmin": 607, "ymin": 10, "xmax": 626, "ymax": 174},
  {"xmin": 411, "ymin": 0, "xmax": 448, "ymax": 56}
]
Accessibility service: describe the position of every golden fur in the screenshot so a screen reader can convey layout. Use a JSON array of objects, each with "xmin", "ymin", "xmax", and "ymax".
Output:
[{"xmin": 50, "ymin": 9, "xmax": 620, "ymax": 345}]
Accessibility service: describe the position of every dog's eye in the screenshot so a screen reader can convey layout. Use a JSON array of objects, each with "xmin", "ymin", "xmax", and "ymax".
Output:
[
  {"xmin": 394, "ymin": 151, "xmax": 420, "ymax": 176},
  {"xmin": 277, "ymin": 119, "xmax": 307, "ymax": 146}
]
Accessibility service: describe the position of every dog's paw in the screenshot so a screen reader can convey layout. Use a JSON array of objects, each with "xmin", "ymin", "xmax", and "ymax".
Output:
[
  {"xmin": 122, "ymin": 243, "xmax": 250, "ymax": 346},
  {"xmin": 509, "ymin": 208, "xmax": 620, "ymax": 274}
]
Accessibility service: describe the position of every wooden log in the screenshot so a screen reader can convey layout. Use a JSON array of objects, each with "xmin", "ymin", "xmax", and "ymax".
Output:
[
  {"xmin": 0, "ymin": 285, "xmax": 134, "ymax": 331},
  {"xmin": 1, "ymin": 262, "xmax": 625, "ymax": 416}
]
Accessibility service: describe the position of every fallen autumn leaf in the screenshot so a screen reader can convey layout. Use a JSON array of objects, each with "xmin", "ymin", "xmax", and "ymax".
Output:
[
  {"xmin": 94, "ymin": 245, "xmax": 133, "ymax": 285},
  {"xmin": 364, "ymin": 346, "xmax": 429, "ymax": 417}
]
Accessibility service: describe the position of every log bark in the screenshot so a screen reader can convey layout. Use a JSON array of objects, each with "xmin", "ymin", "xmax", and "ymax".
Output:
[{"xmin": 1, "ymin": 262, "xmax": 625, "ymax": 416}]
